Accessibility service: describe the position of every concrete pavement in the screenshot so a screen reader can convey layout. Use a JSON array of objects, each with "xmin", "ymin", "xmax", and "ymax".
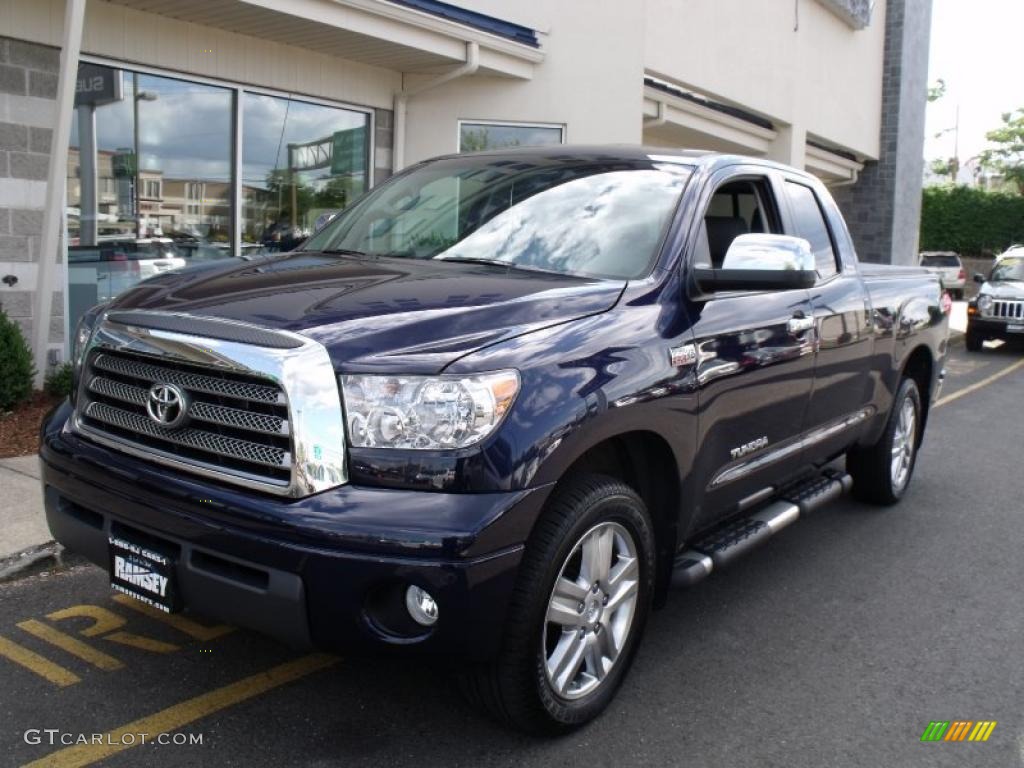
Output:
[
  {"xmin": 1, "ymin": 341, "xmax": 1020, "ymax": 767},
  {"xmin": 0, "ymin": 454, "xmax": 49, "ymax": 561}
]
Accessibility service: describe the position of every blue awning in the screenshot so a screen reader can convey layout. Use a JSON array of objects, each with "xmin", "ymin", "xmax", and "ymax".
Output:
[{"xmin": 388, "ymin": 0, "xmax": 540, "ymax": 47}]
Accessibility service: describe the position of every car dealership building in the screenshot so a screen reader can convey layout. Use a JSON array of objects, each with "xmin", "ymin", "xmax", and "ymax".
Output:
[{"xmin": 0, "ymin": 0, "xmax": 931, "ymax": 381}]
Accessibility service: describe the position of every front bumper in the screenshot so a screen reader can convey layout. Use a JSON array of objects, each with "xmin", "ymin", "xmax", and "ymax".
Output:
[
  {"xmin": 967, "ymin": 316, "xmax": 1024, "ymax": 339},
  {"xmin": 41, "ymin": 402, "xmax": 550, "ymax": 659}
]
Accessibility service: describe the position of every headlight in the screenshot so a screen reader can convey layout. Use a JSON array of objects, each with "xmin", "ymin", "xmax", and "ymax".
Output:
[
  {"xmin": 340, "ymin": 371, "xmax": 520, "ymax": 450},
  {"xmin": 977, "ymin": 294, "xmax": 993, "ymax": 316}
]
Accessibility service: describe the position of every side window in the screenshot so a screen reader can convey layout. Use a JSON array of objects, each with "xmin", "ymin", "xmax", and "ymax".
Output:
[
  {"xmin": 785, "ymin": 182, "xmax": 839, "ymax": 278},
  {"xmin": 695, "ymin": 178, "xmax": 778, "ymax": 268}
]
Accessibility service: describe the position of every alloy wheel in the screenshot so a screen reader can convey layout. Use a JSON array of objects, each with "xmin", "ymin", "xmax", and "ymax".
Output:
[{"xmin": 542, "ymin": 521, "xmax": 640, "ymax": 700}]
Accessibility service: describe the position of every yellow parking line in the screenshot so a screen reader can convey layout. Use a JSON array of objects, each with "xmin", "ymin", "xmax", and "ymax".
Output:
[
  {"xmin": 16, "ymin": 620, "xmax": 123, "ymax": 671},
  {"xmin": 22, "ymin": 653, "xmax": 338, "ymax": 768},
  {"xmin": 935, "ymin": 358, "xmax": 1024, "ymax": 409},
  {"xmin": 0, "ymin": 635, "xmax": 80, "ymax": 687},
  {"xmin": 111, "ymin": 594, "xmax": 233, "ymax": 641}
]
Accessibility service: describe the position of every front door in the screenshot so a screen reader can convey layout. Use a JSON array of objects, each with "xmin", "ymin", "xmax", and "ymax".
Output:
[{"xmin": 684, "ymin": 168, "xmax": 816, "ymax": 529}]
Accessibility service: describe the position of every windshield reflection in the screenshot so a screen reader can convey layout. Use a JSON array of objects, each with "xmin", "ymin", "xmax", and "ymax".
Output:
[
  {"xmin": 991, "ymin": 256, "xmax": 1024, "ymax": 282},
  {"xmin": 305, "ymin": 157, "xmax": 691, "ymax": 280}
]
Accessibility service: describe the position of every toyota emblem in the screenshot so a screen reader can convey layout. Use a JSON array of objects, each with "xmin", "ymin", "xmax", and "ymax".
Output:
[{"xmin": 146, "ymin": 383, "xmax": 190, "ymax": 428}]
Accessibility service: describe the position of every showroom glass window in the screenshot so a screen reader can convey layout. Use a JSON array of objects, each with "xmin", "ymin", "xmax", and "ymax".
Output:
[
  {"xmin": 65, "ymin": 62, "xmax": 373, "ymax": 334},
  {"xmin": 66, "ymin": 65, "xmax": 233, "ymax": 328},
  {"xmin": 242, "ymin": 94, "xmax": 370, "ymax": 253},
  {"xmin": 459, "ymin": 122, "xmax": 564, "ymax": 153}
]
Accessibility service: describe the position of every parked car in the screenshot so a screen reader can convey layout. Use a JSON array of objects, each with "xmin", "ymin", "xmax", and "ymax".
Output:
[
  {"xmin": 919, "ymin": 251, "xmax": 966, "ymax": 299},
  {"xmin": 966, "ymin": 247, "xmax": 1024, "ymax": 351},
  {"xmin": 42, "ymin": 148, "xmax": 949, "ymax": 734}
]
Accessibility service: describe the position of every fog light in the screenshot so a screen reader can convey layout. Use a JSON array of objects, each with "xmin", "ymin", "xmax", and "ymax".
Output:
[{"xmin": 405, "ymin": 585, "xmax": 438, "ymax": 626}]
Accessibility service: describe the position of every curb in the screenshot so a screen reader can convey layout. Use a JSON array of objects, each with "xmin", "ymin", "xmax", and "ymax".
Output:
[{"xmin": 0, "ymin": 541, "xmax": 69, "ymax": 584}]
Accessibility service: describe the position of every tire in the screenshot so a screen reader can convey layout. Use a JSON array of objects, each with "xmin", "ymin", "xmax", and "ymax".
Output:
[
  {"xmin": 965, "ymin": 328, "xmax": 983, "ymax": 352},
  {"xmin": 847, "ymin": 377, "xmax": 922, "ymax": 506},
  {"xmin": 461, "ymin": 474, "xmax": 656, "ymax": 734}
]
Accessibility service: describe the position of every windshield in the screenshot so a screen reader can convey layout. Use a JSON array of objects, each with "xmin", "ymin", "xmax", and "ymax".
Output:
[
  {"xmin": 991, "ymin": 256, "xmax": 1024, "ymax": 282},
  {"xmin": 302, "ymin": 155, "xmax": 692, "ymax": 279}
]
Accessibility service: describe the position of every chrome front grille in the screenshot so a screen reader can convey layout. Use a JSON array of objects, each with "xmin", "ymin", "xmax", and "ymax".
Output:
[
  {"xmin": 92, "ymin": 353, "xmax": 283, "ymax": 403},
  {"xmin": 84, "ymin": 400, "xmax": 290, "ymax": 469},
  {"xmin": 991, "ymin": 300, "xmax": 1024, "ymax": 320},
  {"xmin": 73, "ymin": 311, "xmax": 347, "ymax": 497},
  {"xmin": 79, "ymin": 349, "xmax": 292, "ymax": 486}
]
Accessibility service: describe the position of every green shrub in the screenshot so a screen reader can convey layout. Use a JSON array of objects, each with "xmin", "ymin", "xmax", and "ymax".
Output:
[
  {"xmin": 920, "ymin": 186, "xmax": 1024, "ymax": 255},
  {"xmin": 44, "ymin": 361, "xmax": 74, "ymax": 399},
  {"xmin": 0, "ymin": 308, "xmax": 35, "ymax": 411}
]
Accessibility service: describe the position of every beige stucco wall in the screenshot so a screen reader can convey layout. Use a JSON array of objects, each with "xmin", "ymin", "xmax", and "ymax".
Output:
[
  {"xmin": 1, "ymin": 0, "xmax": 885, "ymax": 164},
  {"xmin": 0, "ymin": 0, "xmax": 402, "ymax": 109},
  {"xmin": 644, "ymin": 0, "xmax": 885, "ymax": 160},
  {"xmin": 401, "ymin": 0, "xmax": 644, "ymax": 165}
]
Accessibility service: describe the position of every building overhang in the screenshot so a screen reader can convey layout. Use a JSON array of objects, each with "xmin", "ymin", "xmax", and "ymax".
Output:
[
  {"xmin": 642, "ymin": 84, "xmax": 778, "ymax": 156},
  {"xmin": 642, "ymin": 80, "xmax": 867, "ymax": 187},
  {"xmin": 805, "ymin": 142, "xmax": 865, "ymax": 186},
  {"xmin": 102, "ymin": 0, "xmax": 544, "ymax": 79}
]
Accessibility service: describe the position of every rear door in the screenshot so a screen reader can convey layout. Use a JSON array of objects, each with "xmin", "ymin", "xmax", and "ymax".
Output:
[
  {"xmin": 782, "ymin": 177, "xmax": 873, "ymax": 462},
  {"xmin": 685, "ymin": 167, "xmax": 816, "ymax": 528}
]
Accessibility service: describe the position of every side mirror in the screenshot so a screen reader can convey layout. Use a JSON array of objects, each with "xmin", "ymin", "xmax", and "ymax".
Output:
[
  {"xmin": 693, "ymin": 234, "xmax": 818, "ymax": 293},
  {"xmin": 973, "ymin": 272, "xmax": 986, "ymax": 284}
]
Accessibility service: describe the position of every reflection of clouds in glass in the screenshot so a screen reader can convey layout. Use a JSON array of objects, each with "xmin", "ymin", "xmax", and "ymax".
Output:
[
  {"xmin": 138, "ymin": 92, "xmax": 232, "ymax": 180},
  {"xmin": 242, "ymin": 94, "xmax": 367, "ymax": 189},
  {"xmin": 70, "ymin": 68, "xmax": 232, "ymax": 182},
  {"xmin": 460, "ymin": 123, "xmax": 562, "ymax": 151},
  {"xmin": 442, "ymin": 171, "xmax": 685, "ymax": 279}
]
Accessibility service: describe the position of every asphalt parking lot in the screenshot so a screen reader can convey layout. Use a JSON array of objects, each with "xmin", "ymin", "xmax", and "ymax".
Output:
[{"xmin": 2, "ymin": 340, "xmax": 1022, "ymax": 768}]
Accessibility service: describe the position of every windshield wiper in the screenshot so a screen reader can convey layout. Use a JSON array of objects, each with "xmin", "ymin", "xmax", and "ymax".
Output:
[
  {"xmin": 320, "ymin": 248, "xmax": 369, "ymax": 257},
  {"xmin": 434, "ymin": 256, "xmax": 566, "ymax": 276}
]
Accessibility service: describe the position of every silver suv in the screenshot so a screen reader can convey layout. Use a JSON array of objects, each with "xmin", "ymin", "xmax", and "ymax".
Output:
[{"xmin": 919, "ymin": 251, "xmax": 966, "ymax": 300}]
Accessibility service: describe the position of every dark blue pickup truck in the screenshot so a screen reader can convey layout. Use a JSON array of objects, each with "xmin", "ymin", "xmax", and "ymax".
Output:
[{"xmin": 42, "ymin": 147, "xmax": 949, "ymax": 733}]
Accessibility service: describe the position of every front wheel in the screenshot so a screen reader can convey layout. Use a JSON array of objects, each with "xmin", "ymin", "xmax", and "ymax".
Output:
[
  {"xmin": 461, "ymin": 474, "xmax": 655, "ymax": 734},
  {"xmin": 847, "ymin": 377, "xmax": 922, "ymax": 505},
  {"xmin": 965, "ymin": 328, "xmax": 983, "ymax": 351}
]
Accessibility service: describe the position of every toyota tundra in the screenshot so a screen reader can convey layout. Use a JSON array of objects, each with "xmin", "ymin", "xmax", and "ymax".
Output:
[{"xmin": 41, "ymin": 148, "xmax": 949, "ymax": 733}]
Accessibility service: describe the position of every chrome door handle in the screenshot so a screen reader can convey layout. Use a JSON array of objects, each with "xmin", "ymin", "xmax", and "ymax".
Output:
[{"xmin": 788, "ymin": 316, "xmax": 815, "ymax": 334}]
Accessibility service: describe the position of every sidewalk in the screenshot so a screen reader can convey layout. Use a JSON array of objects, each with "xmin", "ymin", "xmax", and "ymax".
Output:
[{"xmin": 0, "ymin": 455, "xmax": 50, "ymax": 560}]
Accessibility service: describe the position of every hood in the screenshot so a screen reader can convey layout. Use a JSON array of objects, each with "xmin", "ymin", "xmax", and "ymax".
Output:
[
  {"xmin": 107, "ymin": 252, "xmax": 625, "ymax": 372},
  {"xmin": 980, "ymin": 280, "xmax": 1024, "ymax": 300}
]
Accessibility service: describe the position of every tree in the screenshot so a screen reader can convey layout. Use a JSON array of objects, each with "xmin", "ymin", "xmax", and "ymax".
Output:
[
  {"xmin": 927, "ymin": 78, "xmax": 946, "ymax": 103},
  {"xmin": 979, "ymin": 108, "xmax": 1024, "ymax": 195},
  {"xmin": 929, "ymin": 157, "xmax": 956, "ymax": 182}
]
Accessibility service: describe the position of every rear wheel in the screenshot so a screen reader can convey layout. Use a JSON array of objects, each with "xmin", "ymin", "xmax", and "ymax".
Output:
[
  {"xmin": 847, "ymin": 377, "xmax": 922, "ymax": 505},
  {"xmin": 461, "ymin": 474, "xmax": 655, "ymax": 734}
]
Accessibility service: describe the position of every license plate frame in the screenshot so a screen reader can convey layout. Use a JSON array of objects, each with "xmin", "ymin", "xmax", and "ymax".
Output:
[{"xmin": 108, "ymin": 535, "xmax": 180, "ymax": 613}]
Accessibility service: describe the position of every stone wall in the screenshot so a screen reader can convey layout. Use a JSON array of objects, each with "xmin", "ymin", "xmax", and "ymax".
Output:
[
  {"xmin": 0, "ymin": 35, "xmax": 63, "ymax": 357},
  {"xmin": 832, "ymin": 0, "xmax": 933, "ymax": 265}
]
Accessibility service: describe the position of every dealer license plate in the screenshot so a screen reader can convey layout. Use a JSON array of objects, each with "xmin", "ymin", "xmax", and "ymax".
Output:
[{"xmin": 109, "ymin": 535, "xmax": 180, "ymax": 613}]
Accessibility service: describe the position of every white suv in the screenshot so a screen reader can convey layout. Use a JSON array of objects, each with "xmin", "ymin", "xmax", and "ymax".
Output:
[{"xmin": 919, "ymin": 251, "xmax": 966, "ymax": 299}]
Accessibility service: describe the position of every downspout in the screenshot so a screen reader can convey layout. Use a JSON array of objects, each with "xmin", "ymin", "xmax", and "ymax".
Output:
[
  {"xmin": 643, "ymin": 99, "xmax": 667, "ymax": 130},
  {"xmin": 393, "ymin": 41, "xmax": 479, "ymax": 172}
]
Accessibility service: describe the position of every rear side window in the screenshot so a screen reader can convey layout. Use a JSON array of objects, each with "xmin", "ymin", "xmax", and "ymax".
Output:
[
  {"xmin": 785, "ymin": 182, "xmax": 838, "ymax": 278},
  {"xmin": 920, "ymin": 253, "xmax": 960, "ymax": 268}
]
